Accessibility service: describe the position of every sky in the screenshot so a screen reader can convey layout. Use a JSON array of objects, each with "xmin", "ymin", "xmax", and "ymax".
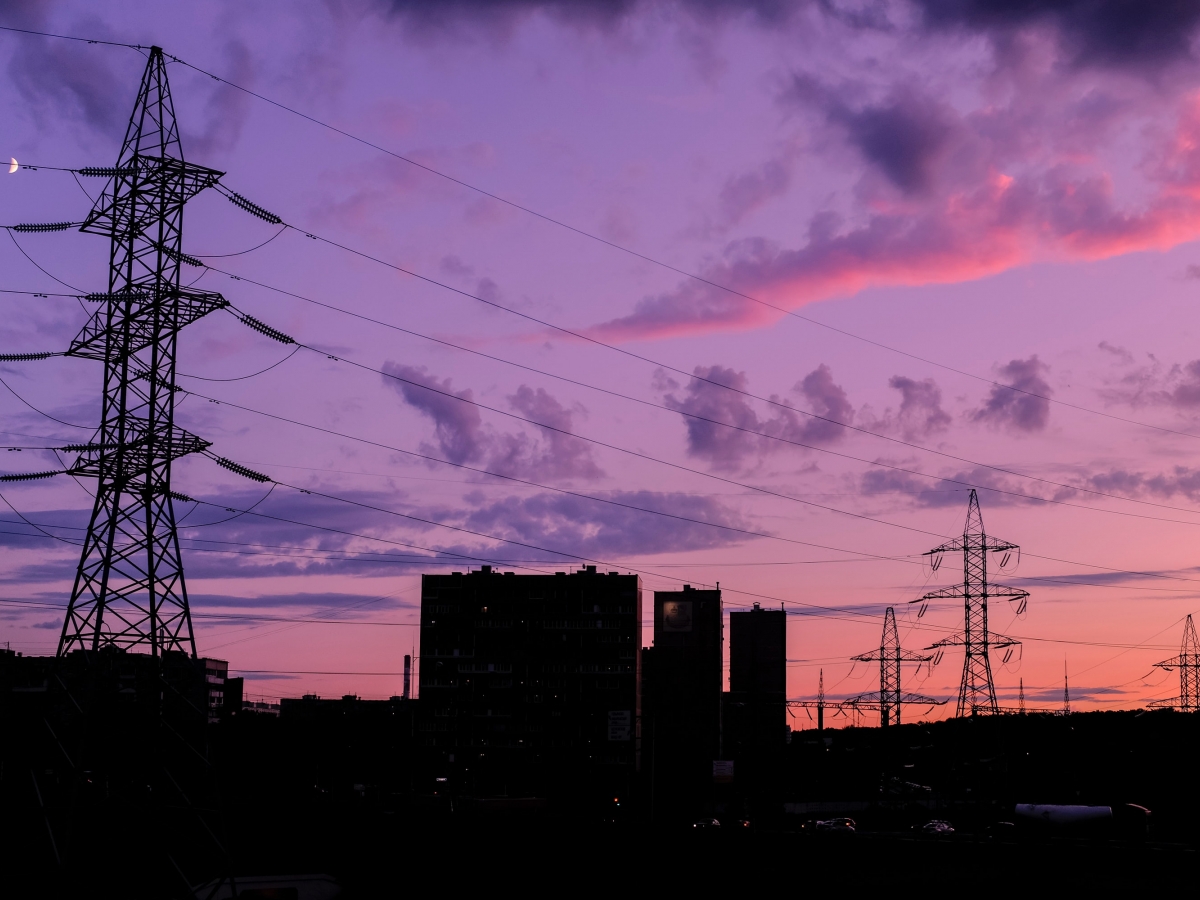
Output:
[{"xmin": 3, "ymin": 0, "xmax": 1200, "ymax": 720}]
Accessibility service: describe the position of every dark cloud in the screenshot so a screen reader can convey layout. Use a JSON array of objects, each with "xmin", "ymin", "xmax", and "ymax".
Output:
[
  {"xmin": 455, "ymin": 487, "xmax": 748, "ymax": 558},
  {"xmin": 663, "ymin": 363, "xmax": 853, "ymax": 470},
  {"xmin": 381, "ymin": 363, "xmax": 486, "ymax": 464},
  {"xmin": 382, "ymin": 364, "xmax": 602, "ymax": 480},
  {"xmin": 971, "ymin": 356, "xmax": 1052, "ymax": 433},
  {"xmin": 663, "ymin": 364, "xmax": 762, "ymax": 470},
  {"xmin": 859, "ymin": 466, "xmax": 1033, "ymax": 509},
  {"xmin": 191, "ymin": 591, "xmax": 413, "ymax": 612},
  {"xmin": 911, "ymin": 0, "xmax": 1200, "ymax": 71},
  {"xmin": 495, "ymin": 385, "xmax": 603, "ymax": 479},
  {"xmin": 887, "ymin": 375, "xmax": 951, "ymax": 440},
  {"xmin": 7, "ymin": 30, "xmax": 129, "ymax": 136},
  {"xmin": 793, "ymin": 363, "xmax": 853, "ymax": 442},
  {"xmin": 377, "ymin": 0, "xmax": 803, "ymax": 37},
  {"xmin": 828, "ymin": 91, "xmax": 954, "ymax": 194}
]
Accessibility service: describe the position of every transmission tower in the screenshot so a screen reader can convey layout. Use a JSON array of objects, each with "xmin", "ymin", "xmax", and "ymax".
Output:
[
  {"xmin": 912, "ymin": 489, "xmax": 1029, "ymax": 717},
  {"xmin": 56, "ymin": 47, "xmax": 228, "ymax": 657},
  {"xmin": 845, "ymin": 607, "xmax": 942, "ymax": 726},
  {"xmin": 1063, "ymin": 660, "xmax": 1071, "ymax": 714},
  {"xmin": 1150, "ymin": 614, "xmax": 1200, "ymax": 711}
]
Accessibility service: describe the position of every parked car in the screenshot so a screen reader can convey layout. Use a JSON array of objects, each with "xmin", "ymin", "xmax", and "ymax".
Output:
[
  {"xmin": 921, "ymin": 819, "xmax": 954, "ymax": 834},
  {"xmin": 816, "ymin": 817, "xmax": 856, "ymax": 832},
  {"xmin": 692, "ymin": 818, "xmax": 721, "ymax": 830}
]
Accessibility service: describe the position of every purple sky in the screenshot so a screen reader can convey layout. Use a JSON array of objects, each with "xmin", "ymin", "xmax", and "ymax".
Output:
[{"xmin": 3, "ymin": 0, "xmax": 1200, "ymax": 719}]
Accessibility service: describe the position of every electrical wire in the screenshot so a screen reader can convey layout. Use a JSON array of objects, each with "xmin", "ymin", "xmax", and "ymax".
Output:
[
  {"xmin": 0, "ymin": 374, "xmax": 89, "ymax": 429},
  {"xmin": 5, "ymin": 228, "xmax": 86, "ymax": 293},
  {"xmin": 208, "ymin": 245, "xmax": 1200, "ymax": 523},
  {"xmin": 152, "ymin": 47, "xmax": 1200, "ymax": 445},
  {"xmin": 5, "ymin": 22, "xmax": 1198, "ymax": 442},
  {"xmin": 177, "ymin": 345, "xmax": 301, "ymax": 382},
  {"xmin": 193, "ymin": 225, "xmax": 287, "ymax": 258}
]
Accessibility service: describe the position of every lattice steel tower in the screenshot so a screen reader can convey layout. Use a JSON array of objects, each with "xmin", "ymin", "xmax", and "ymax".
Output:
[
  {"xmin": 913, "ymin": 490, "xmax": 1029, "ymax": 716},
  {"xmin": 1150, "ymin": 614, "xmax": 1200, "ymax": 711},
  {"xmin": 847, "ymin": 606, "xmax": 939, "ymax": 726},
  {"xmin": 57, "ymin": 47, "xmax": 226, "ymax": 657}
]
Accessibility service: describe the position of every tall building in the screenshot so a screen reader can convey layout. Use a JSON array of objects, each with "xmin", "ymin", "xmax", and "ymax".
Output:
[
  {"xmin": 641, "ymin": 584, "xmax": 723, "ymax": 820},
  {"xmin": 418, "ymin": 565, "xmax": 641, "ymax": 808},
  {"xmin": 726, "ymin": 603, "xmax": 787, "ymax": 814}
]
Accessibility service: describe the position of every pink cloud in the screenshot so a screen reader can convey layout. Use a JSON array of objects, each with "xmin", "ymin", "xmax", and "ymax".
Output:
[{"xmin": 588, "ymin": 92, "xmax": 1200, "ymax": 343}]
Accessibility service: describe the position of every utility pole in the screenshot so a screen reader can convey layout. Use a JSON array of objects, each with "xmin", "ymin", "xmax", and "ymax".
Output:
[
  {"xmin": 57, "ymin": 47, "xmax": 227, "ymax": 658},
  {"xmin": 1151, "ymin": 614, "xmax": 1200, "ymax": 711},
  {"xmin": 845, "ymin": 607, "xmax": 941, "ymax": 726},
  {"xmin": 912, "ymin": 490, "xmax": 1029, "ymax": 716},
  {"xmin": 1018, "ymin": 677, "xmax": 1025, "ymax": 715}
]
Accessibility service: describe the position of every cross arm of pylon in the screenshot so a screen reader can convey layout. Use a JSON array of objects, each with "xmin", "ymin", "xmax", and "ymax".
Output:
[
  {"xmin": 926, "ymin": 632, "xmax": 1019, "ymax": 650},
  {"xmin": 852, "ymin": 648, "xmax": 935, "ymax": 663},
  {"xmin": 841, "ymin": 691, "xmax": 946, "ymax": 709},
  {"xmin": 1152, "ymin": 655, "xmax": 1197, "ymax": 670},
  {"xmin": 910, "ymin": 584, "xmax": 968, "ymax": 603}
]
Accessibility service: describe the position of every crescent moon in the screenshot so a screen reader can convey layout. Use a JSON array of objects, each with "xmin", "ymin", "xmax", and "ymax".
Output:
[{"xmin": 7, "ymin": 158, "xmax": 16, "ymax": 174}]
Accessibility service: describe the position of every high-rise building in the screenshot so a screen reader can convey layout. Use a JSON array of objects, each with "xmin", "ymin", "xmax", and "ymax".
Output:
[
  {"xmin": 726, "ymin": 603, "xmax": 787, "ymax": 813},
  {"xmin": 418, "ymin": 565, "xmax": 641, "ymax": 808},
  {"xmin": 641, "ymin": 584, "xmax": 723, "ymax": 820}
]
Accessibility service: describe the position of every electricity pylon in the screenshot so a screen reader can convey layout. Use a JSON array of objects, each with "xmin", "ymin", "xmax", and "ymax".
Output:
[
  {"xmin": 845, "ymin": 607, "xmax": 942, "ymax": 726},
  {"xmin": 1150, "ymin": 614, "xmax": 1200, "ymax": 711},
  {"xmin": 57, "ymin": 47, "xmax": 227, "ymax": 657},
  {"xmin": 912, "ymin": 490, "xmax": 1029, "ymax": 717}
]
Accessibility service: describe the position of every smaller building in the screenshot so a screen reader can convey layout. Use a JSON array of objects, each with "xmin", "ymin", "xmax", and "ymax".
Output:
[{"xmin": 726, "ymin": 603, "xmax": 787, "ymax": 814}]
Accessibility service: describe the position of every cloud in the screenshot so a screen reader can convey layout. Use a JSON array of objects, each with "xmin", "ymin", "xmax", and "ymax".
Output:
[
  {"xmin": 971, "ymin": 356, "xmax": 1052, "ymax": 433},
  {"xmin": 793, "ymin": 363, "xmax": 853, "ymax": 441},
  {"xmin": 828, "ymin": 89, "xmax": 954, "ymax": 194},
  {"xmin": 452, "ymin": 487, "xmax": 749, "ymax": 558},
  {"xmin": 717, "ymin": 155, "xmax": 793, "ymax": 227},
  {"xmin": 1097, "ymin": 353, "xmax": 1200, "ymax": 410},
  {"xmin": 7, "ymin": 30, "xmax": 126, "ymax": 136},
  {"xmin": 1097, "ymin": 340, "xmax": 1134, "ymax": 364},
  {"xmin": 381, "ymin": 364, "xmax": 603, "ymax": 480},
  {"xmin": 180, "ymin": 39, "xmax": 254, "ymax": 159},
  {"xmin": 1086, "ymin": 466, "xmax": 1200, "ymax": 503},
  {"xmin": 911, "ymin": 0, "xmax": 1200, "ymax": 71},
  {"xmin": 381, "ymin": 364, "xmax": 485, "ymax": 464},
  {"xmin": 588, "ymin": 63, "xmax": 1200, "ymax": 342},
  {"xmin": 663, "ymin": 364, "xmax": 763, "ymax": 470},
  {"xmin": 376, "ymin": 0, "xmax": 803, "ymax": 38},
  {"xmin": 859, "ymin": 465, "xmax": 1034, "ymax": 509},
  {"xmin": 191, "ymin": 591, "xmax": 412, "ymax": 611},
  {"xmin": 888, "ymin": 375, "xmax": 951, "ymax": 440},
  {"xmin": 662, "ymin": 362, "xmax": 853, "ymax": 470}
]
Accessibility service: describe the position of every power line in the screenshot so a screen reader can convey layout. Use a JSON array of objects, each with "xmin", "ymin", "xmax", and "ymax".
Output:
[
  {"xmin": 149, "ymin": 44, "xmax": 1200, "ymax": 445},
  {"xmin": 174, "ymin": 379, "xmax": 1200, "ymax": 587},
  {"xmin": 5, "ymin": 26, "xmax": 1197, "ymax": 444},
  {"xmin": 196, "ymin": 261, "xmax": 1200, "ymax": 524}
]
